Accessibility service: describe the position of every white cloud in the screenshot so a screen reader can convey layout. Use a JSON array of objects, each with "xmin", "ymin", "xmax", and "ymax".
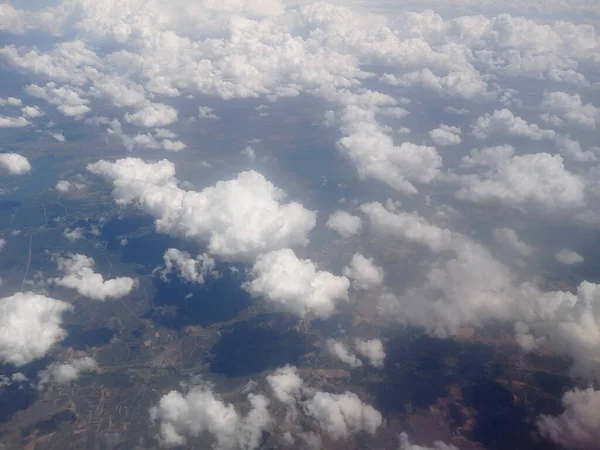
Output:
[
  {"xmin": 0, "ymin": 115, "xmax": 30, "ymax": 127},
  {"xmin": 354, "ymin": 338, "xmax": 385, "ymax": 368},
  {"xmin": 0, "ymin": 292, "xmax": 73, "ymax": 366},
  {"xmin": 88, "ymin": 158, "xmax": 316, "ymax": 261},
  {"xmin": 492, "ymin": 227, "xmax": 534, "ymax": 257},
  {"xmin": 25, "ymin": 82, "xmax": 90, "ymax": 118},
  {"xmin": 150, "ymin": 385, "xmax": 272, "ymax": 449},
  {"xmin": 38, "ymin": 356, "xmax": 97, "ymax": 387},
  {"xmin": 541, "ymin": 91, "xmax": 599, "ymax": 129},
  {"xmin": 52, "ymin": 253, "xmax": 137, "ymax": 300},
  {"xmin": 63, "ymin": 227, "xmax": 84, "ymax": 242},
  {"xmin": 472, "ymin": 109, "xmax": 556, "ymax": 141},
  {"xmin": 0, "ymin": 97, "xmax": 22, "ymax": 106},
  {"xmin": 0, "ymin": 153, "xmax": 31, "ymax": 175},
  {"xmin": 326, "ymin": 339, "xmax": 363, "ymax": 368},
  {"xmin": 456, "ymin": 147, "xmax": 585, "ymax": 211},
  {"xmin": 56, "ymin": 180, "xmax": 86, "ymax": 193},
  {"xmin": 398, "ymin": 432, "xmax": 458, "ymax": 450},
  {"xmin": 429, "ymin": 124, "xmax": 462, "ymax": 146},
  {"xmin": 156, "ymin": 248, "xmax": 217, "ymax": 284},
  {"xmin": 326, "ymin": 210, "xmax": 363, "ymax": 238},
  {"xmin": 242, "ymin": 146, "xmax": 257, "ymax": 162},
  {"xmin": 245, "ymin": 248, "xmax": 350, "ymax": 319},
  {"xmin": 555, "ymin": 249, "xmax": 584, "ymax": 265},
  {"xmin": 343, "ymin": 253, "xmax": 384, "ymax": 290},
  {"xmin": 49, "ymin": 131, "xmax": 66, "ymax": 142},
  {"xmin": 198, "ymin": 106, "xmax": 219, "ymax": 119},
  {"xmin": 21, "ymin": 105, "xmax": 43, "ymax": 118},
  {"xmin": 266, "ymin": 365, "xmax": 303, "ymax": 406},
  {"xmin": 537, "ymin": 388, "xmax": 600, "ymax": 450},
  {"xmin": 303, "ymin": 391, "xmax": 382, "ymax": 440},
  {"xmin": 124, "ymin": 103, "xmax": 178, "ymax": 127}
]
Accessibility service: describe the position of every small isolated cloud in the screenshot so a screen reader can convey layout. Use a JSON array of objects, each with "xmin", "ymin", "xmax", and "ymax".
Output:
[
  {"xmin": 0, "ymin": 97, "xmax": 22, "ymax": 106},
  {"xmin": 21, "ymin": 105, "xmax": 43, "ymax": 118},
  {"xmin": 343, "ymin": 253, "xmax": 384, "ymax": 290},
  {"xmin": 56, "ymin": 180, "xmax": 85, "ymax": 193},
  {"xmin": 63, "ymin": 227, "xmax": 84, "ymax": 242},
  {"xmin": 0, "ymin": 152, "xmax": 31, "ymax": 175},
  {"xmin": 52, "ymin": 253, "xmax": 137, "ymax": 300},
  {"xmin": 156, "ymin": 248, "xmax": 217, "ymax": 284},
  {"xmin": 326, "ymin": 210, "xmax": 363, "ymax": 238},
  {"xmin": 150, "ymin": 384, "xmax": 272, "ymax": 449},
  {"xmin": 429, "ymin": 124, "xmax": 462, "ymax": 146},
  {"xmin": 555, "ymin": 249, "xmax": 584, "ymax": 265},
  {"xmin": 198, "ymin": 106, "xmax": 219, "ymax": 119},
  {"xmin": 326, "ymin": 339, "xmax": 363, "ymax": 368},
  {"xmin": 38, "ymin": 356, "xmax": 97, "ymax": 387},
  {"xmin": 0, "ymin": 115, "xmax": 30, "ymax": 127},
  {"xmin": 49, "ymin": 131, "xmax": 65, "ymax": 142},
  {"xmin": 537, "ymin": 388, "xmax": 600, "ymax": 450},
  {"xmin": 266, "ymin": 365, "xmax": 303, "ymax": 406},
  {"xmin": 354, "ymin": 339, "xmax": 385, "ymax": 368},
  {"xmin": 242, "ymin": 146, "xmax": 256, "ymax": 162},
  {"xmin": 0, "ymin": 292, "xmax": 73, "ymax": 366},
  {"xmin": 245, "ymin": 248, "xmax": 350, "ymax": 319}
]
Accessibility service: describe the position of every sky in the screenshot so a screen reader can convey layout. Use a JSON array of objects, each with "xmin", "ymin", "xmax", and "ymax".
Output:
[{"xmin": 1, "ymin": 0, "xmax": 600, "ymax": 448}]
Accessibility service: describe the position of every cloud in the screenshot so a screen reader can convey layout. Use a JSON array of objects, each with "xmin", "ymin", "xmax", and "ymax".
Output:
[
  {"xmin": 555, "ymin": 249, "xmax": 584, "ymax": 265},
  {"xmin": 456, "ymin": 146, "xmax": 585, "ymax": 211},
  {"xmin": 326, "ymin": 210, "xmax": 363, "ymax": 238},
  {"xmin": 21, "ymin": 105, "xmax": 43, "ymax": 118},
  {"xmin": 63, "ymin": 227, "xmax": 84, "ymax": 242},
  {"xmin": 0, "ymin": 96, "xmax": 22, "ymax": 106},
  {"xmin": 398, "ymin": 432, "xmax": 458, "ymax": 450},
  {"xmin": 150, "ymin": 384, "xmax": 272, "ymax": 449},
  {"xmin": 428, "ymin": 124, "xmax": 462, "ymax": 146},
  {"xmin": 541, "ymin": 91, "xmax": 599, "ymax": 129},
  {"xmin": 537, "ymin": 388, "xmax": 600, "ymax": 450},
  {"xmin": 52, "ymin": 253, "xmax": 137, "ymax": 300},
  {"xmin": 124, "ymin": 103, "xmax": 178, "ymax": 127},
  {"xmin": 343, "ymin": 253, "xmax": 384, "ymax": 290},
  {"xmin": 0, "ymin": 115, "xmax": 30, "ymax": 127},
  {"xmin": 56, "ymin": 180, "xmax": 86, "ymax": 193},
  {"xmin": 492, "ymin": 227, "xmax": 534, "ymax": 257},
  {"xmin": 0, "ymin": 153, "xmax": 31, "ymax": 175},
  {"xmin": 354, "ymin": 338, "xmax": 385, "ymax": 368},
  {"xmin": 0, "ymin": 292, "xmax": 73, "ymax": 366},
  {"xmin": 303, "ymin": 391, "xmax": 383, "ymax": 440},
  {"xmin": 326, "ymin": 339, "xmax": 363, "ymax": 368},
  {"xmin": 266, "ymin": 365, "xmax": 304, "ymax": 406},
  {"xmin": 245, "ymin": 248, "xmax": 350, "ymax": 319},
  {"xmin": 155, "ymin": 248, "xmax": 217, "ymax": 284},
  {"xmin": 38, "ymin": 356, "xmax": 98, "ymax": 387},
  {"xmin": 25, "ymin": 82, "xmax": 90, "ymax": 118},
  {"xmin": 198, "ymin": 106, "xmax": 219, "ymax": 119},
  {"xmin": 472, "ymin": 109, "xmax": 556, "ymax": 141},
  {"xmin": 88, "ymin": 158, "xmax": 317, "ymax": 261}
]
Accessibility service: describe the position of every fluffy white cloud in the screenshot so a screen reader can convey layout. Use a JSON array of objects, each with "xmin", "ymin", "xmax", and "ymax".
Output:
[
  {"xmin": 245, "ymin": 249, "xmax": 350, "ymax": 319},
  {"xmin": 492, "ymin": 227, "xmax": 534, "ymax": 257},
  {"xmin": 555, "ymin": 249, "xmax": 584, "ymax": 265},
  {"xmin": 124, "ymin": 103, "xmax": 178, "ymax": 127},
  {"xmin": 0, "ymin": 97, "xmax": 22, "ymax": 106},
  {"xmin": 21, "ymin": 105, "xmax": 43, "ymax": 118},
  {"xmin": 456, "ymin": 146, "xmax": 585, "ymax": 211},
  {"xmin": 198, "ymin": 106, "xmax": 219, "ymax": 119},
  {"xmin": 541, "ymin": 91, "xmax": 599, "ymax": 129},
  {"xmin": 343, "ymin": 253, "xmax": 384, "ymax": 290},
  {"xmin": 0, "ymin": 115, "xmax": 30, "ymax": 127},
  {"xmin": 88, "ymin": 158, "xmax": 317, "ymax": 261},
  {"xmin": 0, "ymin": 292, "xmax": 73, "ymax": 366},
  {"xmin": 0, "ymin": 153, "xmax": 31, "ymax": 175},
  {"xmin": 56, "ymin": 180, "xmax": 86, "ymax": 193},
  {"xmin": 354, "ymin": 338, "xmax": 385, "ymax": 368},
  {"xmin": 472, "ymin": 109, "xmax": 556, "ymax": 141},
  {"xmin": 428, "ymin": 124, "xmax": 461, "ymax": 146},
  {"xmin": 150, "ymin": 385, "xmax": 272, "ymax": 449},
  {"xmin": 266, "ymin": 365, "xmax": 303, "ymax": 406},
  {"xmin": 303, "ymin": 391, "xmax": 383, "ymax": 440},
  {"xmin": 25, "ymin": 82, "xmax": 90, "ymax": 117},
  {"xmin": 537, "ymin": 388, "xmax": 600, "ymax": 449},
  {"xmin": 398, "ymin": 432, "xmax": 458, "ymax": 450},
  {"xmin": 326, "ymin": 210, "xmax": 363, "ymax": 238},
  {"xmin": 156, "ymin": 248, "xmax": 217, "ymax": 284},
  {"xmin": 326, "ymin": 339, "xmax": 363, "ymax": 368},
  {"xmin": 38, "ymin": 356, "xmax": 98, "ymax": 387},
  {"xmin": 63, "ymin": 227, "xmax": 84, "ymax": 242},
  {"xmin": 52, "ymin": 253, "xmax": 137, "ymax": 300}
]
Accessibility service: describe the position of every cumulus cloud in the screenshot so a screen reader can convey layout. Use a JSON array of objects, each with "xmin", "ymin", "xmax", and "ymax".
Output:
[
  {"xmin": 456, "ymin": 146, "xmax": 585, "ymax": 211},
  {"xmin": 303, "ymin": 391, "xmax": 382, "ymax": 440},
  {"xmin": 343, "ymin": 253, "xmax": 384, "ymax": 290},
  {"xmin": 56, "ymin": 180, "xmax": 86, "ymax": 193},
  {"xmin": 398, "ymin": 432, "xmax": 458, "ymax": 450},
  {"xmin": 0, "ymin": 115, "xmax": 30, "ymax": 127},
  {"xmin": 428, "ymin": 124, "xmax": 461, "ymax": 146},
  {"xmin": 156, "ymin": 248, "xmax": 217, "ymax": 284},
  {"xmin": 0, "ymin": 97, "xmax": 22, "ymax": 106},
  {"xmin": 63, "ymin": 227, "xmax": 84, "ymax": 242},
  {"xmin": 541, "ymin": 91, "xmax": 599, "ymax": 129},
  {"xmin": 0, "ymin": 153, "xmax": 31, "ymax": 175},
  {"xmin": 88, "ymin": 158, "xmax": 317, "ymax": 261},
  {"xmin": 25, "ymin": 82, "xmax": 90, "ymax": 117},
  {"xmin": 492, "ymin": 227, "xmax": 534, "ymax": 257},
  {"xmin": 150, "ymin": 384, "xmax": 272, "ymax": 449},
  {"xmin": 326, "ymin": 210, "xmax": 363, "ymax": 238},
  {"xmin": 38, "ymin": 356, "xmax": 98, "ymax": 387},
  {"xmin": 266, "ymin": 365, "xmax": 304, "ymax": 406},
  {"xmin": 0, "ymin": 292, "xmax": 73, "ymax": 366},
  {"xmin": 472, "ymin": 109, "xmax": 556, "ymax": 141},
  {"xmin": 326, "ymin": 339, "xmax": 363, "ymax": 368},
  {"xmin": 537, "ymin": 388, "xmax": 600, "ymax": 449},
  {"xmin": 52, "ymin": 253, "xmax": 137, "ymax": 300},
  {"xmin": 245, "ymin": 249, "xmax": 350, "ymax": 319},
  {"xmin": 124, "ymin": 103, "xmax": 178, "ymax": 127},
  {"xmin": 555, "ymin": 249, "xmax": 584, "ymax": 265},
  {"xmin": 354, "ymin": 338, "xmax": 385, "ymax": 368}
]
